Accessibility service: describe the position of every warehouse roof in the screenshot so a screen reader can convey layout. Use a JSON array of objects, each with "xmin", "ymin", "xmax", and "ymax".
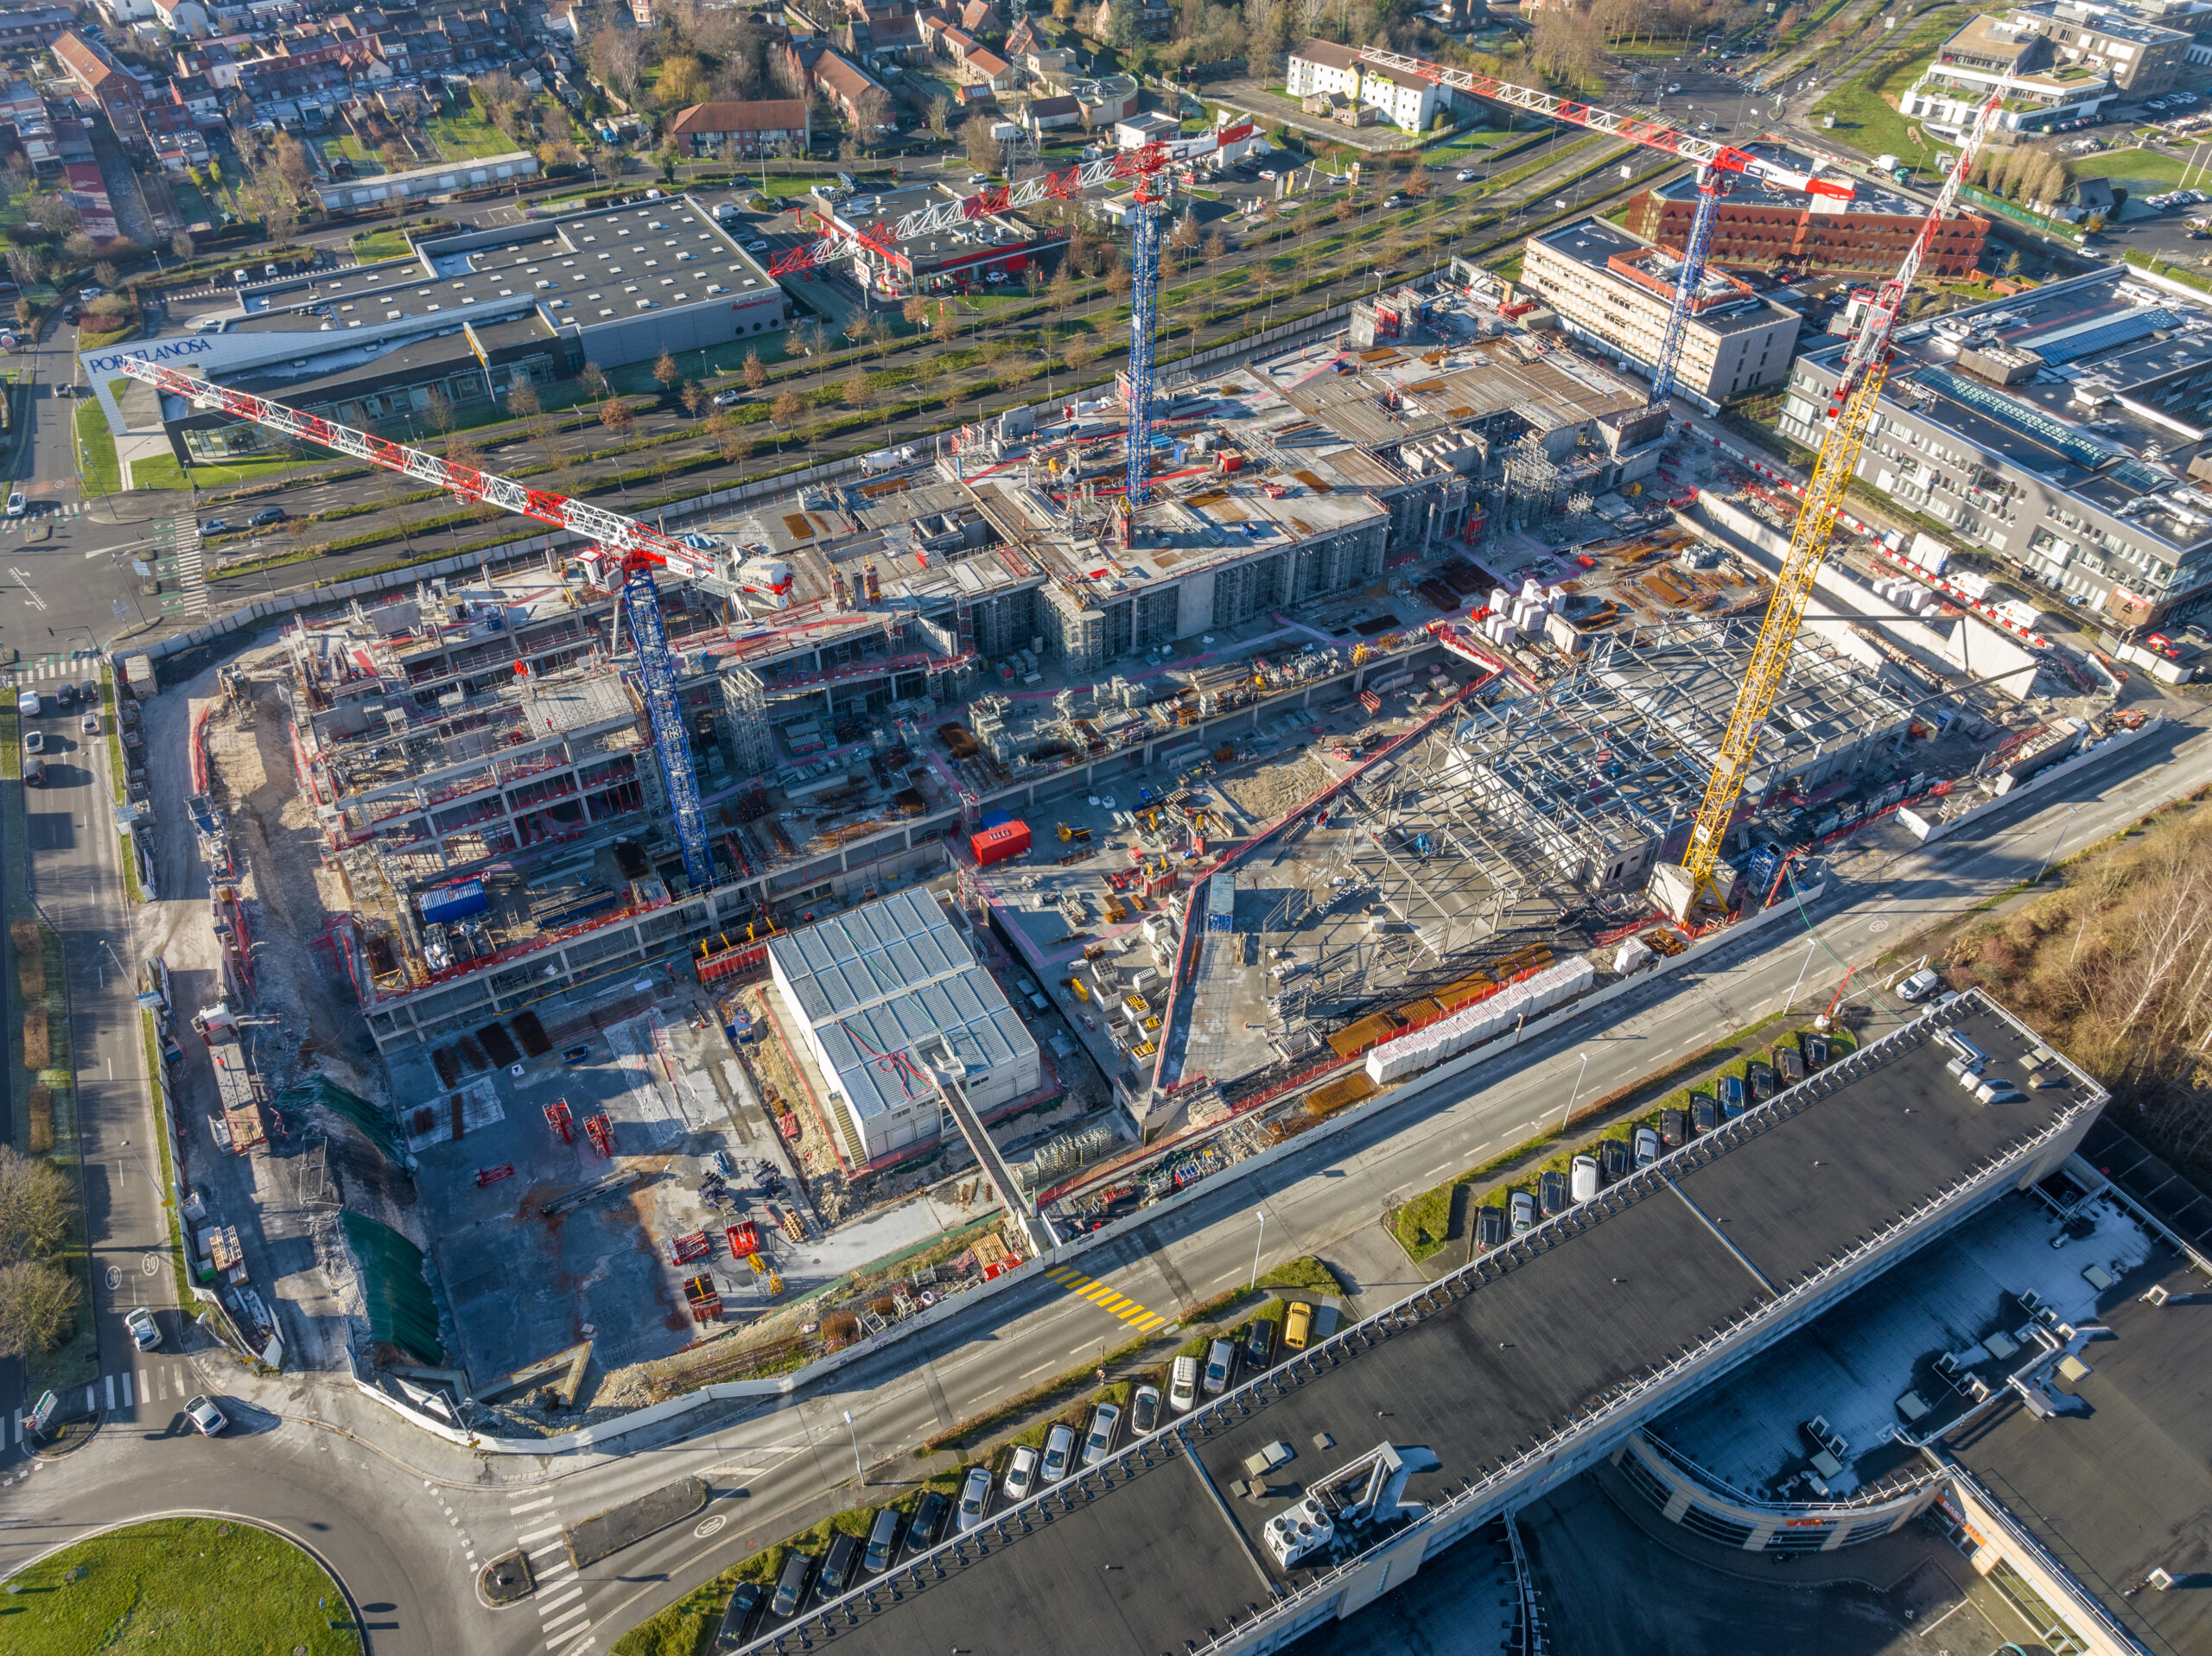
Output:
[
  {"xmin": 769, "ymin": 889, "xmax": 977, "ymax": 1021},
  {"xmin": 742, "ymin": 993, "xmax": 2106, "ymax": 1656}
]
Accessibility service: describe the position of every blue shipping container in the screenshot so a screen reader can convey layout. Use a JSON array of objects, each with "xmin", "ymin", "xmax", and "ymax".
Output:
[
  {"xmin": 981, "ymin": 809, "xmax": 1014, "ymax": 828},
  {"xmin": 419, "ymin": 879, "xmax": 491, "ymax": 925}
]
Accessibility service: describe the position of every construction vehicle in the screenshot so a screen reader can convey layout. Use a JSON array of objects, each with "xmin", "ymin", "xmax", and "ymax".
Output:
[
  {"xmin": 1057, "ymin": 823, "xmax": 1093, "ymax": 843},
  {"xmin": 1649, "ymin": 91, "xmax": 2007, "ymax": 919}
]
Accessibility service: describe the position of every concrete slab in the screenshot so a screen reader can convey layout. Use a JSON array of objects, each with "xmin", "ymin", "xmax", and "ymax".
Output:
[{"xmin": 565, "ymin": 1476, "xmax": 709, "ymax": 1568}]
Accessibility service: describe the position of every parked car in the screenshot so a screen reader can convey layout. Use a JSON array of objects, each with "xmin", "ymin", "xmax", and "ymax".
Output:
[
  {"xmin": 746, "ymin": 239, "xmax": 770, "ymax": 252},
  {"xmin": 21, "ymin": 728, "xmax": 43, "ymax": 755},
  {"xmin": 954, "ymin": 1466, "xmax": 991, "ymax": 1533},
  {"xmin": 1243, "ymin": 1316, "xmax": 1275, "ymax": 1372},
  {"xmin": 862, "ymin": 1507, "xmax": 902, "ymax": 1574},
  {"xmin": 1383, "ymin": 192, "xmax": 1405, "ymax": 207},
  {"xmin": 1802, "ymin": 1032, "xmax": 1830, "ymax": 1069},
  {"xmin": 249, "ymin": 506, "xmax": 285, "ymax": 526},
  {"xmin": 1747, "ymin": 1060, "xmax": 1776, "ymax": 1101},
  {"xmin": 811, "ymin": 1532, "xmax": 859, "ymax": 1607},
  {"xmin": 1477, "ymin": 1204, "xmax": 1507, "ymax": 1248},
  {"xmin": 903, "ymin": 1490, "xmax": 949, "ymax": 1558},
  {"xmin": 1202, "ymin": 1338, "xmax": 1235, "ymax": 1396},
  {"xmin": 80, "ymin": 712, "xmax": 99, "ymax": 733},
  {"xmin": 1777, "ymin": 1046, "xmax": 1807, "ymax": 1085},
  {"xmin": 1538, "ymin": 1169, "xmax": 1567, "ymax": 1215},
  {"xmin": 1719, "ymin": 1075, "xmax": 1747, "ymax": 1118},
  {"xmin": 125, "ymin": 1306, "xmax": 160, "ymax": 1349},
  {"xmin": 1599, "ymin": 1137, "xmax": 1630, "ymax": 1185},
  {"xmin": 1897, "ymin": 967, "xmax": 1942, "ymax": 1001},
  {"xmin": 1169, "ymin": 1355, "xmax": 1199, "ymax": 1412},
  {"xmin": 185, "ymin": 1394, "xmax": 227, "ymax": 1436},
  {"xmin": 1632, "ymin": 1126, "xmax": 1661, "ymax": 1166},
  {"xmin": 1040, "ymin": 1422, "xmax": 1077, "ymax": 1482},
  {"xmin": 1569, "ymin": 1154, "xmax": 1599, "ymax": 1203},
  {"xmin": 1456, "ymin": 167, "xmax": 1478, "ymax": 181},
  {"xmin": 1691, "ymin": 1093, "xmax": 1719, "ymax": 1134},
  {"xmin": 713, "ymin": 1582, "xmax": 764, "ymax": 1652},
  {"xmin": 1509, "ymin": 1189, "xmax": 1537, "ymax": 1232},
  {"xmin": 3, "ymin": 492, "xmax": 22, "ymax": 518},
  {"xmin": 1659, "ymin": 1107, "xmax": 1688, "ymax": 1146},
  {"xmin": 1081, "ymin": 1403, "xmax": 1121, "ymax": 1469},
  {"xmin": 1002, "ymin": 1444, "xmax": 1039, "ymax": 1502},
  {"xmin": 1130, "ymin": 1383, "xmax": 1161, "ymax": 1436},
  {"xmin": 770, "ymin": 1550, "xmax": 815, "ymax": 1616},
  {"xmin": 1283, "ymin": 1301, "xmax": 1314, "ymax": 1351},
  {"xmin": 712, "ymin": 389, "xmax": 744, "ymax": 407}
]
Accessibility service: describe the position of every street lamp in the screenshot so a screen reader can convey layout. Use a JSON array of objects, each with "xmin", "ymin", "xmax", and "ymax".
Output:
[
  {"xmin": 2037, "ymin": 803, "xmax": 2082, "ymax": 882},
  {"xmin": 1248, "ymin": 1207, "xmax": 1268, "ymax": 1290},
  {"xmin": 1560, "ymin": 1050, "xmax": 1591, "ymax": 1135},
  {"xmin": 842, "ymin": 1408, "xmax": 865, "ymax": 1484}
]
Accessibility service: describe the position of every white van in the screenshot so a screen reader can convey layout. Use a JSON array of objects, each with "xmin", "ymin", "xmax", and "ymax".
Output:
[{"xmin": 1168, "ymin": 1355, "xmax": 1198, "ymax": 1413}]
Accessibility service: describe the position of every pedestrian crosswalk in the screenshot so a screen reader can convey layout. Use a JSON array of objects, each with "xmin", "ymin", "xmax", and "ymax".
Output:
[
  {"xmin": 510, "ymin": 1488, "xmax": 595, "ymax": 1653},
  {"xmin": 11, "ymin": 655, "xmax": 99, "ymax": 681},
  {"xmin": 1044, "ymin": 1263, "xmax": 1173, "ymax": 1331},
  {"xmin": 4, "ymin": 1358, "xmax": 201, "ymax": 1451},
  {"xmin": 0, "ymin": 502, "xmax": 88, "ymax": 527}
]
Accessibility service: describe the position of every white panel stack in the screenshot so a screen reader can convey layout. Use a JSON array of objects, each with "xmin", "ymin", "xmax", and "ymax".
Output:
[
  {"xmin": 1489, "ymin": 587, "xmax": 1511, "ymax": 615},
  {"xmin": 1613, "ymin": 936, "xmax": 1656, "ymax": 974},
  {"xmin": 1364, "ymin": 957, "xmax": 1597, "ymax": 1084}
]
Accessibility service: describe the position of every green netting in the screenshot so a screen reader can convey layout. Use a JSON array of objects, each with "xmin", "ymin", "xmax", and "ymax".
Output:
[
  {"xmin": 284, "ymin": 1075, "xmax": 399, "ymax": 1163},
  {"xmin": 339, "ymin": 1210, "xmax": 444, "ymax": 1365}
]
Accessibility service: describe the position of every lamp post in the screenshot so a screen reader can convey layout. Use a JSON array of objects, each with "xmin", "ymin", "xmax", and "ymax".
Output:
[
  {"xmin": 1560, "ymin": 1050, "xmax": 1590, "ymax": 1135},
  {"xmin": 2037, "ymin": 803, "xmax": 2081, "ymax": 882},
  {"xmin": 1248, "ymin": 1207, "xmax": 1268, "ymax": 1290}
]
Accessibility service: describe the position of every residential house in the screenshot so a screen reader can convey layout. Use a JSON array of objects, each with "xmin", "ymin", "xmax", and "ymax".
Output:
[
  {"xmin": 0, "ymin": 5, "xmax": 79, "ymax": 50},
  {"xmin": 959, "ymin": 0, "xmax": 1002, "ymax": 35},
  {"xmin": 938, "ymin": 23, "xmax": 979, "ymax": 59},
  {"xmin": 668, "ymin": 97, "xmax": 810, "ymax": 155},
  {"xmin": 1357, "ymin": 59, "xmax": 1440, "ymax": 131},
  {"xmin": 1286, "ymin": 38, "xmax": 1441, "ymax": 131},
  {"xmin": 149, "ymin": 0, "xmax": 213, "ymax": 35},
  {"xmin": 815, "ymin": 49, "xmax": 896, "ymax": 130},
  {"xmin": 52, "ymin": 30, "xmax": 146, "ymax": 124},
  {"xmin": 965, "ymin": 46, "xmax": 1011, "ymax": 90},
  {"xmin": 1026, "ymin": 91, "xmax": 1078, "ymax": 130},
  {"xmin": 1285, "ymin": 38, "xmax": 1363, "ymax": 101},
  {"xmin": 1113, "ymin": 109, "xmax": 1176, "ymax": 147},
  {"xmin": 1092, "ymin": 0, "xmax": 1172, "ymax": 40},
  {"xmin": 139, "ymin": 98, "xmax": 212, "ymax": 168}
]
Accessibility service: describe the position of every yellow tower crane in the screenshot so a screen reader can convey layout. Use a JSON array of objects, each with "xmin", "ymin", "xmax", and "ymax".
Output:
[{"xmin": 1655, "ymin": 93, "xmax": 2006, "ymax": 923}]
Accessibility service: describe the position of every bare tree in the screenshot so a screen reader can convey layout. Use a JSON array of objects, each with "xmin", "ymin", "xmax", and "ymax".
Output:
[
  {"xmin": 0, "ymin": 1259, "xmax": 77, "ymax": 1360},
  {"xmin": 0, "ymin": 1148, "xmax": 69, "ymax": 1267}
]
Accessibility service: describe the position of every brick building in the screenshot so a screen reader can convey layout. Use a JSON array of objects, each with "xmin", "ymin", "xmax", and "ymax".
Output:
[{"xmin": 1623, "ymin": 143, "xmax": 1989, "ymax": 282}]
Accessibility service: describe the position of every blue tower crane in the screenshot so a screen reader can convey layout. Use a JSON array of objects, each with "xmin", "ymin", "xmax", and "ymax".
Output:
[
  {"xmin": 615, "ymin": 552, "xmax": 715, "ymax": 891},
  {"xmin": 1648, "ymin": 171, "xmax": 1727, "ymax": 409},
  {"xmin": 1124, "ymin": 181, "xmax": 1165, "ymax": 517}
]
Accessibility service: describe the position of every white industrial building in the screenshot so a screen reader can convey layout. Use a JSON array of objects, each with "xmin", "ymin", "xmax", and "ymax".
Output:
[{"xmin": 766, "ymin": 890, "xmax": 1041, "ymax": 1164}]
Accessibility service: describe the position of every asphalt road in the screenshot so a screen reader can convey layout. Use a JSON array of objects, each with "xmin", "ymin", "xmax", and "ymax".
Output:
[{"xmin": 6, "ymin": 695, "xmax": 2202, "ymax": 1656}]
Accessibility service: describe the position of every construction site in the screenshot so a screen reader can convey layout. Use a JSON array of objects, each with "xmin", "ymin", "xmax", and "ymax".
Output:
[{"xmin": 117, "ymin": 50, "xmax": 2163, "ymax": 1418}]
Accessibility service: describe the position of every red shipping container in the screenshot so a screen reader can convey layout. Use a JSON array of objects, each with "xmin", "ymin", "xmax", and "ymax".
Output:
[{"xmin": 970, "ymin": 821, "xmax": 1031, "ymax": 866}]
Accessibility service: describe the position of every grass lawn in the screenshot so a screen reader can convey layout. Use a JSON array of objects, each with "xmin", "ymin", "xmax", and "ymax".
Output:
[
  {"xmin": 348, "ymin": 226, "xmax": 411, "ymax": 262},
  {"xmin": 0, "ymin": 1517, "xmax": 361, "ymax": 1655},
  {"xmin": 1423, "ymin": 127, "xmax": 1523, "ymax": 160},
  {"xmin": 1810, "ymin": 6, "xmax": 1978, "ymax": 169},
  {"xmin": 2070, "ymin": 146, "xmax": 2197, "ymax": 189},
  {"xmin": 133, "ymin": 451, "xmax": 302, "ymax": 492},
  {"xmin": 73, "ymin": 403, "xmax": 118, "ymax": 498},
  {"xmin": 429, "ymin": 98, "xmax": 518, "ymax": 161}
]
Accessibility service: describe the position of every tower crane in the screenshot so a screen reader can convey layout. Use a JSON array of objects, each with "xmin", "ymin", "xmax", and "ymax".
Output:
[
  {"xmin": 1659, "ymin": 92, "xmax": 2006, "ymax": 917},
  {"xmin": 1351, "ymin": 48, "xmax": 1855, "ymax": 408},
  {"xmin": 770, "ymin": 123, "xmax": 1257, "ymax": 526},
  {"xmin": 108, "ymin": 357, "xmax": 804, "ymax": 891}
]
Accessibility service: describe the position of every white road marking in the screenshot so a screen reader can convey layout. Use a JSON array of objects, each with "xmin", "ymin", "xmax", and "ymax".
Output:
[
  {"xmin": 515, "ymin": 1524, "xmax": 564, "ymax": 1545},
  {"xmin": 121, "ymin": 1373, "xmax": 131, "ymax": 1407},
  {"xmin": 537, "ymin": 1584, "xmax": 583, "ymax": 1614},
  {"xmin": 509, "ymin": 1494, "xmax": 557, "ymax": 1513},
  {"xmin": 546, "ymin": 1623, "xmax": 595, "ymax": 1651},
  {"xmin": 541, "ymin": 1601, "xmax": 589, "ymax": 1628},
  {"xmin": 103, "ymin": 1374, "xmax": 114, "ymax": 1411},
  {"xmin": 528, "ymin": 1540, "xmax": 568, "ymax": 1561}
]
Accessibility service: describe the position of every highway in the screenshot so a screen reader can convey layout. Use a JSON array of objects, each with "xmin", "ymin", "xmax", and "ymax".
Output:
[{"xmin": 3, "ymin": 682, "xmax": 2202, "ymax": 1656}]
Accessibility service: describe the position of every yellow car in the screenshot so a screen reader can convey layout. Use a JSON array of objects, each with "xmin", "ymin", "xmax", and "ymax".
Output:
[{"xmin": 1283, "ymin": 1301, "xmax": 1313, "ymax": 1351}]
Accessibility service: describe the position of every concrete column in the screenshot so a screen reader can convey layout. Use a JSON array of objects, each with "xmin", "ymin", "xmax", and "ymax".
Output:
[{"xmin": 1742, "ymin": 1520, "xmax": 1776, "ymax": 1551}]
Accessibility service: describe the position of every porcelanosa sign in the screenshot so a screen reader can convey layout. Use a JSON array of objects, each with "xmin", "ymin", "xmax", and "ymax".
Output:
[{"xmin": 82, "ymin": 337, "xmax": 218, "ymax": 376}]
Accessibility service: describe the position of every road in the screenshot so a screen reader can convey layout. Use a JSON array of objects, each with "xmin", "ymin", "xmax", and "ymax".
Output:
[{"xmin": 3, "ymin": 689, "xmax": 2203, "ymax": 1656}]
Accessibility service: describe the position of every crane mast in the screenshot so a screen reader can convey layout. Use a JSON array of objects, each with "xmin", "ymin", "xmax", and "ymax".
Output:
[
  {"xmin": 111, "ymin": 355, "xmax": 736, "ymax": 889},
  {"xmin": 1669, "ymin": 92, "xmax": 2005, "ymax": 914}
]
